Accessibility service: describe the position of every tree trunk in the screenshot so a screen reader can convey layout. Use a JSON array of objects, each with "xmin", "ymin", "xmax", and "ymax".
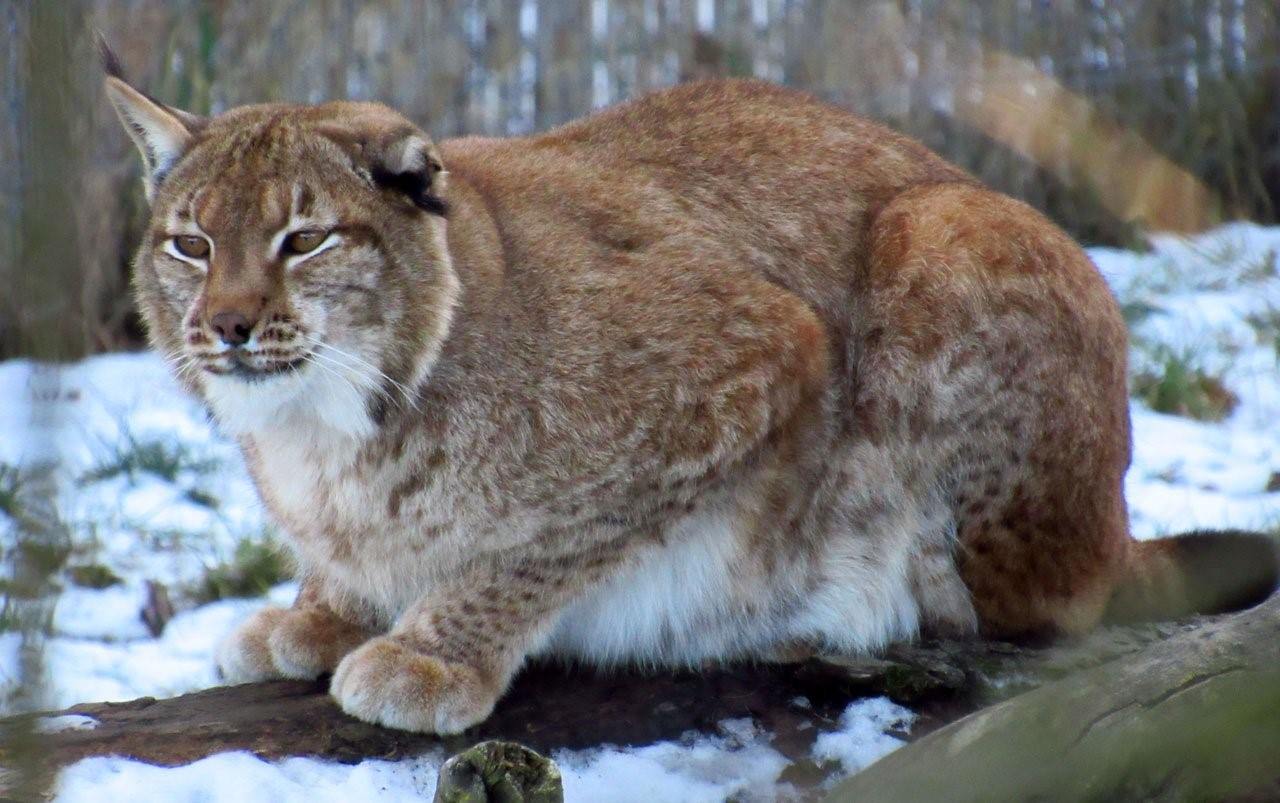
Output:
[{"xmin": 5, "ymin": 0, "xmax": 89, "ymax": 360}]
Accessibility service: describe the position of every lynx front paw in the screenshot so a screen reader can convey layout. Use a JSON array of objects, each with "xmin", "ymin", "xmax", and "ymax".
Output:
[
  {"xmin": 216, "ymin": 606, "xmax": 369, "ymax": 684},
  {"xmin": 330, "ymin": 636, "xmax": 498, "ymax": 734},
  {"xmin": 216, "ymin": 607, "xmax": 289, "ymax": 683}
]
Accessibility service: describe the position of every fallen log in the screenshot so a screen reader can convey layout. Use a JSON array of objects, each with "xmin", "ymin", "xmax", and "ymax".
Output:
[
  {"xmin": 828, "ymin": 592, "xmax": 1280, "ymax": 803},
  {"xmin": 20, "ymin": 660, "xmax": 882, "ymax": 769},
  {"xmin": 3, "ymin": 600, "xmax": 1272, "ymax": 799}
]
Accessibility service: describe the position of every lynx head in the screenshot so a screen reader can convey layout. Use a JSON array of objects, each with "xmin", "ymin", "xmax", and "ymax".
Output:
[{"xmin": 103, "ymin": 54, "xmax": 458, "ymax": 441}]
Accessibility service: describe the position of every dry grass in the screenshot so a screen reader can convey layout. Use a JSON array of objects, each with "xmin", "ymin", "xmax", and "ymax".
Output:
[{"xmin": 1131, "ymin": 346, "xmax": 1240, "ymax": 422}]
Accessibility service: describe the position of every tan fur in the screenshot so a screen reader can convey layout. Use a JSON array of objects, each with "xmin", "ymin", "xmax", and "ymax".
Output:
[{"xmin": 111, "ymin": 76, "xmax": 1156, "ymax": 733}]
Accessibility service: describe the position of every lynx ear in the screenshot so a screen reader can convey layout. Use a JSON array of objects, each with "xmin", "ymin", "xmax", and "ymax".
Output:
[
  {"xmin": 99, "ymin": 39, "xmax": 203, "ymax": 201},
  {"xmin": 367, "ymin": 133, "xmax": 449, "ymax": 216}
]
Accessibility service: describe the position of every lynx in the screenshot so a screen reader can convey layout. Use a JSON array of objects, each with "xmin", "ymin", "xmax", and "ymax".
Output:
[{"xmin": 105, "ymin": 50, "xmax": 1276, "ymax": 733}]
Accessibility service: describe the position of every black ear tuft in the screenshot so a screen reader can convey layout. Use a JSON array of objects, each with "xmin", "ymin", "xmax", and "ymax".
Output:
[
  {"xmin": 370, "ymin": 159, "xmax": 448, "ymax": 217},
  {"xmin": 96, "ymin": 31, "xmax": 126, "ymax": 80}
]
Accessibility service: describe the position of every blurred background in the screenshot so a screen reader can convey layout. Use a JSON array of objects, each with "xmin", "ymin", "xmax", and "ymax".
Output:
[{"xmin": 4, "ymin": 0, "xmax": 1279, "ymax": 361}]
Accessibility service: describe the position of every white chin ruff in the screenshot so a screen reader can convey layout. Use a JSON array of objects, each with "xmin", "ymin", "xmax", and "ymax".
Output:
[{"xmin": 200, "ymin": 362, "xmax": 377, "ymax": 441}]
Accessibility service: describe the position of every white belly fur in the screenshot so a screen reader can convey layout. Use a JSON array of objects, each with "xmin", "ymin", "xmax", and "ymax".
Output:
[{"xmin": 540, "ymin": 506, "xmax": 925, "ymax": 666}]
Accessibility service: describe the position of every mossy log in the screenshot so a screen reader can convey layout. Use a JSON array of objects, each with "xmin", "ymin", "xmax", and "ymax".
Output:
[{"xmin": 827, "ymin": 593, "xmax": 1280, "ymax": 803}]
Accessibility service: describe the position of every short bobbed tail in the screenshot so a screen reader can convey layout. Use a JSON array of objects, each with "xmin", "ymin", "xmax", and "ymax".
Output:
[{"xmin": 1106, "ymin": 529, "xmax": 1279, "ymax": 624}]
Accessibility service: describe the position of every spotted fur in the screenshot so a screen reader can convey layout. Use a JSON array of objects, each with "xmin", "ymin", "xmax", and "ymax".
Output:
[{"xmin": 106, "ymin": 70, "xmax": 1274, "ymax": 736}]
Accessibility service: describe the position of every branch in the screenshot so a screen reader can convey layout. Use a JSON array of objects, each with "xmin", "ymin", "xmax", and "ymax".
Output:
[{"xmin": 22, "ymin": 657, "xmax": 921, "ymax": 769}]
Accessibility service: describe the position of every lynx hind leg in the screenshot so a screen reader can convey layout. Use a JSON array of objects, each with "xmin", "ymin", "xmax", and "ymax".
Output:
[
  {"xmin": 217, "ymin": 582, "xmax": 376, "ymax": 683},
  {"xmin": 865, "ymin": 184, "xmax": 1131, "ymax": 638},
  {"xmin": 912, "ymin": 535, "xmax": 979, "ymax": 638}
]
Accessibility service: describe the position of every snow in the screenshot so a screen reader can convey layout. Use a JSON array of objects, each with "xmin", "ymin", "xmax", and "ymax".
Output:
[
  {"xmin": 52, "ymin": 707, "xmax": 911, "ymax": 803},
  {"xmin": 556, "ymin": 718, "xmax": 796, "ymax": 803},
  {"xmin": 1125, "ymin": 409, "xmax": 1279, "ymax": 535},
  {"xmin": 1, "ymin": 223, "xmax": 1277, "ymax": 800},
  {"xmin": 35, "ymin": 714, "xmax": 99, "ymax": 734},
  {"xmin": 52, "ymin": 586, "xmax": 153, "ymax": 642},
  {"xmin": 1094, "ymin": 222, "xmax": 1280, "ymax": 537},
  {"xmin": 810, "ymin": 697, "xmax": 914, "ymax": 778},
  {"xmin": 54, "ymin": 752, "xmax": 443, "ymax": 803},
  {"xmin": 39, "ymin": 585, "xmax": 295, "ymax": 709},
  {"xmin": 0, "ymin": 351, "xmax": 269, "ymax": 590}
]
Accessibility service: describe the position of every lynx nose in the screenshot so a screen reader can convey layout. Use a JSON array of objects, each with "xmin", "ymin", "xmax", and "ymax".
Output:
[{"xmin": 209, "ymin": 311, "xmax": 255, "ymax": 347}]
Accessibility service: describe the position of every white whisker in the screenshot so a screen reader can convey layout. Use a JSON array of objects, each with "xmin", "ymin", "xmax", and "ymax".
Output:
[
  {"xmin": 161, "ymin": 347, "xmax": 202, "ymax": 381},
  {"xmin": 301, "ymin": 353, "xmax": 366, "ymax": 408},
  {"xmin": 308, "ymin": 348, "xmax": 414, "ymax": 414},
  {"xmin": 303, "ymin": 334, "xmax": 420, "ymax": 413}
]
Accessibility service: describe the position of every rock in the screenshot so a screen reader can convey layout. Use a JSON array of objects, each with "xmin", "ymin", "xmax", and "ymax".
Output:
[{"xmin": 434, "ymin": 741, "xmax": 563, "ymax": 803}]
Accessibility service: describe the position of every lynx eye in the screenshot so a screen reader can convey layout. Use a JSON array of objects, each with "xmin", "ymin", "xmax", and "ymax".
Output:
[
  {"xmin": 282, "ymin": 229, "xmax": 328, "ymax": 256},
  {"xmin": 173, "ymin": 235, "xmax": 210, "ymax": 259}
]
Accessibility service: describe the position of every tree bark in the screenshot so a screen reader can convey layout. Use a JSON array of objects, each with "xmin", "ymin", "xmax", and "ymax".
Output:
[{"xmin": 7, "ymin": 0, "xmax": 89, "ymax": 361}]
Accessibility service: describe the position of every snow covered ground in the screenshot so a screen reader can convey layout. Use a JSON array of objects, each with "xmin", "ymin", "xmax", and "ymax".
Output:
[
  {"xmin": 48, "ymin": 698, "xmax": 914, "ymax": 803},
  {"xmin": 1092, "ymin": 223, "xmax": 1280, "ymax": 537},
  {"xmin": 1, "ymin": 223, "xmax": 1278, "ymax": 801}
]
